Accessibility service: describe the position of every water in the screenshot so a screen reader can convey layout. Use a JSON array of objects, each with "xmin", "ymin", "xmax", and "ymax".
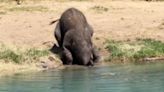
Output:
[{"xmin": 0, "ymin": 63, "xmax": 164, "ymax": 92}]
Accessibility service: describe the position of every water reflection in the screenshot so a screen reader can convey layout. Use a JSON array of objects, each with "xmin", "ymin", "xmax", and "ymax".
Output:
[
  {"xmin": 59, "ymin": 66, "xmax": 93, "ymax": 92},
  {"xmin": 0, "ymin": 63, "xmax": 164, "ymax": 92}
]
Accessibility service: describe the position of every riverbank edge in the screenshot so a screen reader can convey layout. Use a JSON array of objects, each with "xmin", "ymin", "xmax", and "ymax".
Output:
[
  {"xmin": 1, "ymin": 58, "xmax": 164, "ymax": 77},
  {"xmin": 0, "ymin": 61, "xmax": 65, "ymax": 77},
  {"xmin": 1, "ymin": 38, "xmax": 164, "ymax": 77}
]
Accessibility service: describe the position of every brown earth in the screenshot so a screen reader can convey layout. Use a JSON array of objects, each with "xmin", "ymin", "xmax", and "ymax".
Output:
[
  {"xmin": 1, "ymin": 0, "xmax": 164, "ymax": 52},
  {"xmin": 1, "ymin": 0, "xmax": 164, "ymax": 49},
  {"xmin": 0, "ymin": 0, "xmax": 164, "ymax": 76}
]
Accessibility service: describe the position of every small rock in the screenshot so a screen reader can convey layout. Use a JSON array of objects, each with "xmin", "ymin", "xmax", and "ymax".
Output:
[
  {"xmin": 38, "ymin": 55, "xmax": 62, "ymax": 69},
  {"xmin": 48, "ymin": 56, "xmax": 56, "ymax": 61}
]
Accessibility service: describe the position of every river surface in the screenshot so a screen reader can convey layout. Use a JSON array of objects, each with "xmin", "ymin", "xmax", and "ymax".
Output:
[{"xmin": 0, "ymin": 63, "xmax": 164, "ymax": 92}]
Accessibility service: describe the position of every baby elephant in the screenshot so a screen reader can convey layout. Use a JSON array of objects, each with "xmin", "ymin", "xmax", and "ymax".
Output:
[{"xmin": 51, "ymin": 8, "xmax": 100, "ymax": 66}]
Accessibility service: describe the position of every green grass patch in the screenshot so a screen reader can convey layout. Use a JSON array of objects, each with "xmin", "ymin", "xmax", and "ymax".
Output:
[
  {"xmin": 0, "ymin": 44, "xmax": 50, "ymax": 63},
  {"xmin": 105, "ymin": 38, "xmax": 164, "ymax": 62}
]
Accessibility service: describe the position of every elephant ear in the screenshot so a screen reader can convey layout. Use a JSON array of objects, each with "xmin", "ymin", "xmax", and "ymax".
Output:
[{"xmin": 62, "ymin": 29, "xmax": 74, "ymax": 48}]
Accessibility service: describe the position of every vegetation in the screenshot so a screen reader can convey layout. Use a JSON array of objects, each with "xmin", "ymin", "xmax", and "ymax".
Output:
[
  {"xmin": 90, "ymin": 5, "xmax": 108, "ymax": 13},
  {"xmin": 0, "ymin": 0, "xmax": 91, "ymax": 3},
  {"xmin": 0, "ymin": 44, "xmax": 50, "ymax": 63},
  {"xmin": 105, "ymin": 38, "xmax": 164, "ymax": 62},
  {"xmin": 8, "ymin": 6, "xmax": 49, "ymax": 12},
  {"xmin": 0, "ymin": 2, "xmax": 49, "ymax": 14},
  {"xmin": 56, "ymin": 0, "xmax": 91, "ymax": 2},
  {"xmin": 144, "ymin": 0, "xmax": 164, "ymax": 1},
  {"xmin": 0, "ymin": 11, "xmax": 6, "ymax": 15}
]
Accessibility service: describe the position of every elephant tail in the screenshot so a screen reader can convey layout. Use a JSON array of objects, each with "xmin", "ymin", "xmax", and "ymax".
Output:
[{"xmin": 49, "ymin": 19, "xmax": 59, "ymax": 25}]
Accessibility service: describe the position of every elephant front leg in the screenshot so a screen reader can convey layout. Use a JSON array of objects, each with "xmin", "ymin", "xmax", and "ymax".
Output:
[
  {"xmin": 92, "ymin": 46, "xmax": 101, "ymax": 63},
  {"xmin": 61, "ymin": 48, "xmax": 73, "ymax": 65},
  {"xmin": 87, "ymin": 60, "xmax": 94, "ymax": 66}
]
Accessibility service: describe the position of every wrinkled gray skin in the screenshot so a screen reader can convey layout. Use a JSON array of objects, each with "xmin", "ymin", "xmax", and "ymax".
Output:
[{"xmin": 54, "ymin": 8, "xmax": 100, "ymax": 66}]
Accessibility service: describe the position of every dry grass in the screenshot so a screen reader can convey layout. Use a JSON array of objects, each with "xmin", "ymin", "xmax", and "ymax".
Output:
[
  {"xmin": 8, "ymin": 6, "xmax": 49, "ymax": 12},
  {"xmin": 0, "ymin": 62, "xmax": 41, "ymax": 77}
]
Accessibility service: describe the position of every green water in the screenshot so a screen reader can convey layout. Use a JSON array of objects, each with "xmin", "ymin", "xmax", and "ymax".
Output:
[{"xmin": 0, "ymin": 63, "xmax": 164, "ymax": 92}]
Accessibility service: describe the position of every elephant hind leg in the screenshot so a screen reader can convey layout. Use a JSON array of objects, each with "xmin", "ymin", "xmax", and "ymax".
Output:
[
  {"xmin": 61, "ymin": 48, "xmax": 73, "ymax": 65},
  {"xmin": 55, "ymin": 22, "xmax": 62, "ymax": 47}
]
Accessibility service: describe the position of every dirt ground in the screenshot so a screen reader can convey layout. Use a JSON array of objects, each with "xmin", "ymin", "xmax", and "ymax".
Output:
[{"xmin": 0, "ymin": 0, "xmax": 164, "ymax": 58}]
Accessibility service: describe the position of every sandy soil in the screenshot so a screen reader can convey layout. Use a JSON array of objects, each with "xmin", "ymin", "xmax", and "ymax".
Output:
[
  {"xmin": 1, "ymin": 1, "xmax": 164, "ymax": 46},
  {"xmin": 1, "ymin": 1, "xmax": 164, "ymax": 47},
  {"xmin": 0, "ymin": 0, "xmax": 164, "ymax": 76}
]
